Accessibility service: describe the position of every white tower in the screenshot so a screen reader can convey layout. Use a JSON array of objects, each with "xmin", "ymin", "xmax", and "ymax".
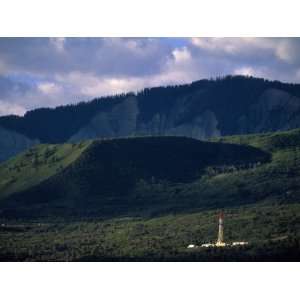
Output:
[{"xmin": 216, "ymin": 212, "xmax": 225, "ymax": 247}]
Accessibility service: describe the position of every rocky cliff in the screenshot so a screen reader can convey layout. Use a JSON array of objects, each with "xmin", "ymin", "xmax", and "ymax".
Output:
[
  {"xmin": 69, "ymin": 96, "xmax": 221, "ymax": 142},
  {"xmin": 237, "ymin": 88, "xmax": 300, "ymax": 134}
]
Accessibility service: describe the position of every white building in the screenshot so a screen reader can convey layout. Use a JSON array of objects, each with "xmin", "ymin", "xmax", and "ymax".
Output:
[
  {"xmin": 232, "ymin": 241, "xmax": 248, "ymax": 246},
  {"xmin": 200, "ymin": 243, "xmax": 215, "ymax": 248}
]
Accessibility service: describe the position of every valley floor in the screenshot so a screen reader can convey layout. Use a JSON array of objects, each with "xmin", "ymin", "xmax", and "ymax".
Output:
[{"xmin": 1, "ymin": 203, "xmax": 300, "ymax": 261}]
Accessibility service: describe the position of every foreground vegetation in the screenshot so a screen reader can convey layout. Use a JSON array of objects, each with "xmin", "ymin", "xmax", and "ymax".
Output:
[{"xmin": 1, "ymin": 203, "xmax": 299, "ymax": 261}]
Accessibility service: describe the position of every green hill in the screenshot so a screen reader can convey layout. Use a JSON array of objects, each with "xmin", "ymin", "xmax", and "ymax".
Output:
[
  {"xmin": 0, "ymin": 141, "xmax": 91, "ymax": 199},
  {"xmin": 0, "ymin": 136, "xmax": 270, "ymax": 219},
  {"xmin": 1, "ymin": 129, "xmax": 300, "ymax": 261}
]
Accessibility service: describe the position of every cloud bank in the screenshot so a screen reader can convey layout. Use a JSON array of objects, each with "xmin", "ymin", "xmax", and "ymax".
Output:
[{"xmin": 0, "ymin": 37, "xmax": 300, "ymax": 116}]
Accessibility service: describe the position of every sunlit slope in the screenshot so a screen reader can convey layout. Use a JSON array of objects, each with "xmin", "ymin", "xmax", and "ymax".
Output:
[
  {"xmin": 201, "ymin": 128, "xmax": 300, "ymax": 206},
  {"xmin": 214, "ymin": 128, "xmax": 300, "ymax": 151},
  {"xmin": 0, "ymin": 141, "xmax": 91, "ymax": 199}
]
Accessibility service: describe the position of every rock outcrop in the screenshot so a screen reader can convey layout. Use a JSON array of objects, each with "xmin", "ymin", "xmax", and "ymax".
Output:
[
  {"xmin": 69, "ymin": 96, "xmax": 139, "ymax": 141},
  {"xmin": 69, "ymin": 96, "xmax": 221, "ymax": 142},
  {"xmin": 237, "ymin": 88, "xmax": 300, "ymax": 134}
]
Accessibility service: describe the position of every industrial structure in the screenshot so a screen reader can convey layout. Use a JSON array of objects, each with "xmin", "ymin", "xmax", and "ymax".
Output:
[
  {"xmin": 186, "ymin": 211, "xmax": 248, "ymax": 249},
  {"xmin": 216, "ymin": 212, "xmax": 226, "ymax": 247}
]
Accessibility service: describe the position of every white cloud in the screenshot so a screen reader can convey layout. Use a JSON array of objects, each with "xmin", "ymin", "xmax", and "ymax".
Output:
[
  {"xmin": 191, "ymin": 37, "xmax": 273, "ymax": 55},
  {"xmin": 172, "ymin": 47, "xmax": 192, "ymax": 63},
  {"xmin": 49, "ymin": 37, "xmax": 66, "ymax": 53},
  {"xmin": 38, "ymin": 82, "xmax": 62, "ymax": 95},
  {"xmin": 1, "ymin": 38, "xmax": 300, "ymax": 116},
  {"xmin": 0, "ymin": 100, "xmax": 26, "ymax": 116},
  {"xmin": 233, "ymin": 67, "xmax": 255, "ymax": 76},
  {"xmin": 275, "ymin": 39, "xmax": 300, "ymax": 64},
  {"xmin": 0, "ymin": 60, "xmax": 6, "ymax": 75},
  {"xmin": 56, "ymin": 71, "xmax": 152, "ymax": 98}
]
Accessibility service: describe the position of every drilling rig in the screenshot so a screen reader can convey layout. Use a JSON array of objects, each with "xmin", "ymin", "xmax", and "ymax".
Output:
[{"xmin": 216, "ymin": 212, "xmax": 226, "ymax": 247}]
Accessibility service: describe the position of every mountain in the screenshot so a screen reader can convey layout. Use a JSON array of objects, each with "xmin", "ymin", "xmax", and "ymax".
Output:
[
  {"xmin": 0, "ymin": 129, "xmax": 300, "ymax": 261},
  {"xmin": 1, "ymin": 75, "xmax": 300, "ymax": 161}
]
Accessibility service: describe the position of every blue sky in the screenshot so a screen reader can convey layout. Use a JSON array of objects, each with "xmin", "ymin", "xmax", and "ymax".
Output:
[{"xmin": 0, "ymin": 37, "xmax": 300, "ymax": 116}]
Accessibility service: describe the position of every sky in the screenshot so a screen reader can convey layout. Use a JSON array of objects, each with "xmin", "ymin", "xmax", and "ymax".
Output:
[{"xmin": 0, "ymin": 37, "xmax": 300, "ymax": 116}]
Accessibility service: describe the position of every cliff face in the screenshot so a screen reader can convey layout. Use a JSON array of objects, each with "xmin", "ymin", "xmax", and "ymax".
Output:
[
  {"xmin": 69, "ymin": 96, "xmax": 139, "ymax": 141},
  {"xmin": 0, "ymin": 126, "xmax": 39, "ymax": 162},
  {"xmin": 69, "ymin": 96, "xmax": 221, "ymax": 142},
  {"xmin": 237, "ymin": 88, "xmax": 300, "ymax": 134},
  {"xmin": 69, "ymin": 88, "xmax": 300, "ymax": 143},
  {"xmin": 2, "ymin": 76, "xmax": 300, "ymax": 162}
]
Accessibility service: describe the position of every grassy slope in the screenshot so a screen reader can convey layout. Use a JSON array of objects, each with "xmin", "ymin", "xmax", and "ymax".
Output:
[
  {"xmin": 0, "ymin": 141, "xmax": 91, "ymax": 199},
  {"xmin": 182, "ymin": 128, "xmax": 300, "ymax": 208},
  {"xmin": 122, "ymin": 129, "xmax": 300, "ymax": 217}
]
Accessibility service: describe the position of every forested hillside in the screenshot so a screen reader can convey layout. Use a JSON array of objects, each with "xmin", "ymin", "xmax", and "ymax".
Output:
[
  {"xmin": 1, "ymin": 76, "xmax": 300, "ymax": 162},
  {"xmin": 0, "ymin": 136, "xmax": 270, "ymax": 219},
  {"xmin": 0, "ymin": 128, "xmax": 299, "ymax": 221}
]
